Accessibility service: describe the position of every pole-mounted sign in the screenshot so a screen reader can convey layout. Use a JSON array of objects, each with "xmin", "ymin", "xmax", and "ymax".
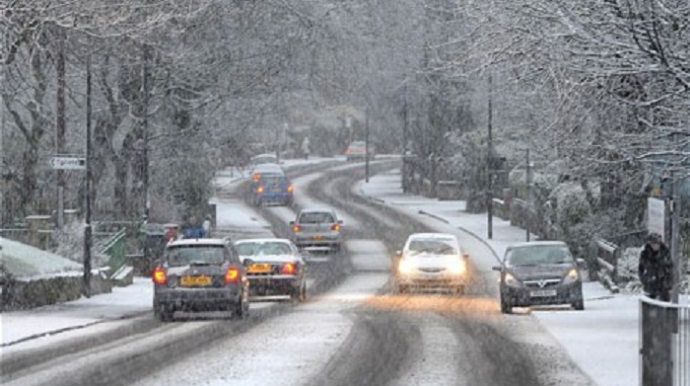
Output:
[{"xmin": 49, "ymin": 156, "xmax": 86, "ymax": 170}]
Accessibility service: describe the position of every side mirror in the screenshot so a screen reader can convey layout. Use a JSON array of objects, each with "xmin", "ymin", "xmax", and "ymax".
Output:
[
  {"xmin": 576, "ymin": 258, "xmax": 586, "ymax": 266},
  {"xmin": 492, "ymin": 265, "xmax": 502, "ymax": 272},
  {"xmin": 462, "ymin": 253, "xmax": 470, "ymax": 260},
  {"xmin": 243, "ymin": 259, "xmax": 254, "ymax": 267},
  {"xmin": 338, "ymin": 220, "xmax": 344, "ymax": 224},
  {"xmin": 395, "ymin": 250, "xmax": 403, "ymax": 258},
  {"xmin": 289, "ymin": 221, "xmax": 295, "ymax": 226}
]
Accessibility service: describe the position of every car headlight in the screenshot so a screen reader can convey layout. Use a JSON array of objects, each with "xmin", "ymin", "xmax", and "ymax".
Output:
[
  {"xmin": 446, "ymin": 259, "xmax": 466, "ymax": 275},
  {"xmin": 504, "ymin": 272, "xmax": 521, "ymax": 287},
  {"xmin": 398, "ymin": 259, "xmax": 414, "ymax": 275},
  {"xmin": 563, "ymin": 268, "xmax": 579, "ymax": 284}
]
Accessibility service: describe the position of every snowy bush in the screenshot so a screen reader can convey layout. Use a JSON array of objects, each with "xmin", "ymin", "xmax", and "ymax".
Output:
[
  {"xmin": 54, "ymin": 220, "xmax": 108, "ymax": 268},
  {"xmin": 618, "ymin": 247, "xmax": 642, "ymax": 283},
  {"xmin": 550, "ymin": 182, "xmax": 592, "ymax": 229}
]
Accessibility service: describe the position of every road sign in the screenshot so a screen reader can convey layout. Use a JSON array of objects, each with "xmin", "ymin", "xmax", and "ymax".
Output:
[
  {"xmin": 647, "ymin": 197, "xmax": 665, "ymax": 241},
  {"xmin": 50, "ymin": 156, "xmax": 86, "ymax": 170}
]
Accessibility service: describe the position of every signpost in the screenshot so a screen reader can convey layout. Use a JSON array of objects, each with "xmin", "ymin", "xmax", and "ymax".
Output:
[
  {"xmin": 647, "ymin": 197, "xmax": 666, "ymax": 241},
  {"xmin": 50, "ymin": 156, "xmax": 86, "ymax": 170}
]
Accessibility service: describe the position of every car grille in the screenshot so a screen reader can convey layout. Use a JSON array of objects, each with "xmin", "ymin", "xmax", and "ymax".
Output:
[
  {"xmin": 418, "ymin": 267, "xmax": 446, "ymax": 273},
  {"xmin": 523, "ymin": 278, "xmax": 562, "ymax": 288}
]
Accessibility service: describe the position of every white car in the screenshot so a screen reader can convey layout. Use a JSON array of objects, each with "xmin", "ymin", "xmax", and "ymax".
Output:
[{"xmin": 394, "ymin": 233, "xmax": 469, "ymax": 294}]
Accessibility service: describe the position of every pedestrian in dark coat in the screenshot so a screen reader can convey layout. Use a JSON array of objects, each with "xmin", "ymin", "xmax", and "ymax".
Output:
[{"xmin": 638, "ymin": 233, "xmax": 673, "ymax": 301}]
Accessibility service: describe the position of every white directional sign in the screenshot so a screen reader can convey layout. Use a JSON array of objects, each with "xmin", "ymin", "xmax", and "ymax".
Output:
[
  {"xmin": 647, "ymin": 197, "xmax": 665, "ymax": 241},
  {"xmin": 50, "ymin": 157, "xmax": 86, "ymax": 170}
]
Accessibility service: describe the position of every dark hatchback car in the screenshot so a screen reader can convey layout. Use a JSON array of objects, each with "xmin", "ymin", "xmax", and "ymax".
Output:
[
  {"xmin": 152, "ymin": 239, "xmax": 250, "ymax": 321},
  {"xmin": 493, "ymin": 241, "xmax": 585, "ymax": 314}
]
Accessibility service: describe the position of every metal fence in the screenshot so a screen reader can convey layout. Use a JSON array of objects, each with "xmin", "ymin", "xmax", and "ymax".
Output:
[{"xmin": 640, "ymin": 298, "xmax": 690, "ymax": 386}]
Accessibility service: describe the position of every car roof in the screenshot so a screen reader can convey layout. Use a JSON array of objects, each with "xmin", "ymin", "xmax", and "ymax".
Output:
[
  {"xmin": 253, "ymin": 164, "xmax": 283, "ymax": 171},
  {"xmin": 252, "ymin": 153, "xmax": 277, "ymax": 159},
  {"xmin": 407, "ymin": 233, "xmax": 457, "ymax": 241},
  {"xmin": 234, "ymin": 238, "xmax": 293, "ymax": 245},
  {"xmin": 167, "ymin": 238, "xmax": 228, "ymax": 247},
  {"xmin": 507, "ymin": 241, "xmax": 568, "ymax": 249},
  {"xmin": 299, "ymin": 207, "xmax": 336, "ymax": 214}
]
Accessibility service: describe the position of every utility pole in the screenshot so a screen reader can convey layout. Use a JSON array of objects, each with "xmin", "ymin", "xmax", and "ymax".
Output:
[
  {"xmin": 670, "ymin": 168, "xmax": 681, "ymax": 303},
  {"xmin": 526, "ymin": 148, "xmax": 531, "ymax": 242},
  {"xmin": 402, "ymin": 82, "xmax": 409, "ymax": 192},
  {"xmin": 56, "ymin": 28, "xmax": 67, "ymax": 229},
  {"xmin": 365, "ymin": 105, "xmax": 370, "ymax": 183},
  {"xmin": 487, "ymin": 72, "xmax": 493, "ymax": 240},
  {"xmin": 141, "ymin": 45, "xmax": 150, "ymax": 223},
  {"xmin": 83, "ymin": 55, "xmax": 93, "ymax": 298}
]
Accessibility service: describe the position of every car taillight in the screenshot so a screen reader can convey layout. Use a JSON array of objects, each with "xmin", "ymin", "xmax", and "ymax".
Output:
[
  {"xmin": 331, "ymin": 224, "xmax": 341, "ymax": 231},
  {"xmin": 153, "ymin": 267, "xmax": 167, "ymax": 285},
  {"xmin": 287, "ymin": 185, "xmax": 294, "ymax": 193},
  {"xmin": 225, "ymin": 267, "xmax": 240, "ymax": 284},
  {"xmin": 281, "ymin": 262, "xmax": 297, "ymax": 275},
  {"xmin": 257, "ymin": 185, "xmax": 265, "ymax": 193},
  {"xmin": 292, "ymin": 224, "xmax": 301, "ymax": 233}
]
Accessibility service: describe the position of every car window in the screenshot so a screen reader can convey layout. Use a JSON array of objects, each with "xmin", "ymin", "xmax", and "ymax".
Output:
[
  {"xmin": 299, "ymin": 212, "xmax": 335, "ymax": 224},
  {"xmin": 165, "ymin": 245, "xmax": 226, "ymax": 266},
  {"xmin": 261, "ymin": 175, "xmax": 288, "ymax": 185},
  {"xmin": 236, "ymin": 242, "xmax": 292, "ymax": 256},
  {"xmin": 506, "ymin": 245, "xmax": 573, "ymax": 266},
  {"xmin": 407, "ymin": 238, "xmax": 458, "ymax": 255}
]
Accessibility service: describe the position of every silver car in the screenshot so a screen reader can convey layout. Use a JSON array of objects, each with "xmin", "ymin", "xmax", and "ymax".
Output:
[
  {"xmin": 493, "ymin": 241, "xmax": 585, "ymax": 314},
  {"xmin": 394, "ymin": 233, "xmax": 470, "ymax": 294},
  {"xmin": 290, "ymin": 208, "xmax": 343, "ymax": 253},
  {"xmin": 234, "ymin": 238, "xmax": 308, "ymax": 302},
  {"xmin": 152, "ymin": 239, "xmax": 250, "ymax": 321}
]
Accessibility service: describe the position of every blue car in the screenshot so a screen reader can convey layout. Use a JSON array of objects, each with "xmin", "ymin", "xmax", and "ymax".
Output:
[{"xmin": 251, "ymin": 172, "xmax": 294, "ymax": 207}]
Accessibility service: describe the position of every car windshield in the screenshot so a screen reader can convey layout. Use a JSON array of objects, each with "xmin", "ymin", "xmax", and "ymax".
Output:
[
  {"xmin": 506, "ymin": 245, "xmax": 573, "ymax": 266},
  {"xmin": 261, "ymin": 175, "xmax": 288, "ymax": 185},
  {"xmin": 407, "ymin": 239, "xmax": 458, "ymax": 255},
  {"xmin": 299, "ymin": 212, "xmax": 335, "ymax": 223},
  {"xmin": 252, "ymin": 156, "xmax": 277, "ymax": 165},
  {"xmin": 165, "ymin": 245, "xmax": 226, "ymax": 267},
  {"xmin": 236, "ymin": 242, "xmax": 292, "ymax": 256}
]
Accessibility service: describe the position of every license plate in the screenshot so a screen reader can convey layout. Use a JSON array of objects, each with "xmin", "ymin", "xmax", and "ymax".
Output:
[
  {"xmin": 530, "ymin": 289, "xmax": 557, "ymax": 297},
  {"xmin": 248, "ymin": 263, "xmax": 272, "ymax": 274},
  {"xmin": 312, "ymin": 235, "xmax": 325, "ymax": 240},
  {"xmin": 180, "ymin": 275, "xmax": 212, "ymax": 286}
]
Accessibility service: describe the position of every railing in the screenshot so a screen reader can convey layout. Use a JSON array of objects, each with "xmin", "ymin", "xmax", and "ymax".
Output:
[
  {"xmin": 99, "ymin": 228, "xmax": 128, "ymax": 277},
  {"xmin": 592, "ymin": 238, "xmax": 620, "ymax": 292},
  {"xmin": 640, "ymin": 298, "xmax": 690, "ymax": 386}
]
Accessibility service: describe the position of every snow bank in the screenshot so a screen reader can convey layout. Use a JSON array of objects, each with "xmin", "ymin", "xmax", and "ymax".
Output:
[{"xmin": 1, "ymin": 237, "xmax": 82, "ymax": 278}]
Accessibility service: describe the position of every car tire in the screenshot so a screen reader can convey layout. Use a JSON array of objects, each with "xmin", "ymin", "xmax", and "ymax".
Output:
[
  {"xmin": 572, "ymin": 299, "xmax": 585, "ymax": 311},
  {"xmin": 234, "ymin": 293, "xmax": 249, "ymax": 319},
  {"xmin": 155, "ymin": 304, "xmax": 174, "ymax": 322},
  {"xmin": 500, "ymin": 298, "xmax": 512, "ymax": 314},
  {"xmin": 299, "ymin": 282, "xmax": 308, "ymax": 302}
]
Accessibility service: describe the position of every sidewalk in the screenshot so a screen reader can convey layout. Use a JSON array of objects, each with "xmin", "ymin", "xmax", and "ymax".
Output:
[{"xmin": 356, "ymin": 169, "xmax": 658, "ymax": 386}]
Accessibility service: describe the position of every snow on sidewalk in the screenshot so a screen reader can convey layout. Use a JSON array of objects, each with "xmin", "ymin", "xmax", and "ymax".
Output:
[
  {"xmin": 1, "ymin": 278, "xmax": 152, "ymax": 347},
  {"xmin": 356, "ymin": 168, "xmax": 648, "ymax": 386}
]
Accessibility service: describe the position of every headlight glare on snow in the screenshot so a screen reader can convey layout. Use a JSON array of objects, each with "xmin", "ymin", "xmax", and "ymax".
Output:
[
  {"xmin": 398, "ymin": 259, "xmax": 414, "ymax": 275},
  {"xmin": 504, "ymin": 272, "xmax": 521, "ymax": 287},
  {"xmin": 446, "ymin": 259, "xmax": 466, "ymax": 275},
  {"xmin": 563, "ymin": 268, "xmax": 579, "ymax": 284}
]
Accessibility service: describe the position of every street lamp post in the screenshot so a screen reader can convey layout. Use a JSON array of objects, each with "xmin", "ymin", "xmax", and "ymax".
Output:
[
  {"xmin": 487, "ymin": 72, "xmax": 494, "ymax": 240},
  {"xmin": 365, "ymin": 105, "xmax": 370, "ymax": 183},
  {"xmin": 83, "ymin": 55, "xmax": 93, "ymax": 297}
]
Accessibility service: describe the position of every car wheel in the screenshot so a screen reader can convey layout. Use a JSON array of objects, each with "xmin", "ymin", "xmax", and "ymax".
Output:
[
  {"xmin": 234, "ymin": 293, "xmax": 249, "ymax": 319},
  {"xmin": 155, "ymin": 304, "xmax": 174, "ymax": 322},
  {"xmin": 500, "ymin": 297, "xmax": 512, "ymax": 314},
  {"xmin": 299, "ymin": 282, "xmax": 308, "ymax": 302},
  {"xmin": 572, "ymin": 299, "xmax": 585, "ymax": 311}
]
